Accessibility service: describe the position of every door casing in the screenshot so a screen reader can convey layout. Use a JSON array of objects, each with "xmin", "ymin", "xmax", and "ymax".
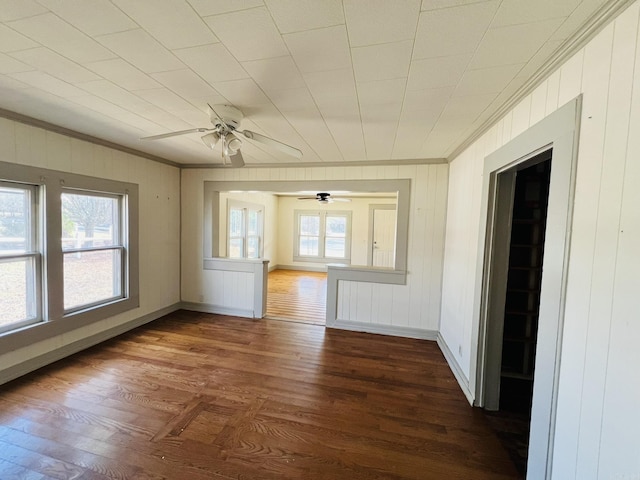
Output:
[{"xmin": 471, "ymin": 97, "xmax": 581, "ymax": 479}]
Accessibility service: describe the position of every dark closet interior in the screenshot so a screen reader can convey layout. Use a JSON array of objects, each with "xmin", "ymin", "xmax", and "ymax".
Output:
[
  {"xmin": 485, "ymin": 152, "xmax": 552, "ymax": 478},
  {"xmin": 500, "ymin": 155, "xmax": 552, "ymax": 413}
]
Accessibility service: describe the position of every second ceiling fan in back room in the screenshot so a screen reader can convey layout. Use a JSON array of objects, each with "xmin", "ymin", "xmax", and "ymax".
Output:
[
  {"xmin": 297, "ymin": 193, "xmax": 352, "ymax": 204},
  {"xmin": 140, "ymin": 104, "xmax": 303, "ymax": 167}
]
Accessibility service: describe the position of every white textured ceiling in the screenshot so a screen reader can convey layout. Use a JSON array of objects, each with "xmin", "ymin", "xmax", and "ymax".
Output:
[{"xmin": 0, "ymin": 0, "xmax": 610, "ymax": 166}]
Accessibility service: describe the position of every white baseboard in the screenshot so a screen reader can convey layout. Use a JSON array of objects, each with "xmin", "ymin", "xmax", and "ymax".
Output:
[
  {"xmin": 0, "ymin": 303, "xmax": 181, "ymax": 387},
  {"xmin": 331, "ymin": 319, "xmax": 438, "ymax": 341},
  {"xmin": 274, "ymin": 264, "xmax": 327, "ymax": 273},
  {"xmin": 180, "ymin": 302, "xmax": 255, "ymax": 319},
  {"xmin": 437, "ymin": 332, "xmax": 474, "ymax": 405}
]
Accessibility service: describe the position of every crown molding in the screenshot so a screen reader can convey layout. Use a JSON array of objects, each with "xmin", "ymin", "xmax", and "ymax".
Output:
[
  {"xmin": 447, "ymin": 0, "xmax": 636, "ymax": 162},
  {"xmin": 180, "ymin": 157, "xmax": 447, "ymax": 169},
  {"xmin": 0, "ymin": 106, "xmax": 447, "ymax": 170},
  {"xmin": 0, "ymin": 108, "xmax": 181, "ymax": 168}
]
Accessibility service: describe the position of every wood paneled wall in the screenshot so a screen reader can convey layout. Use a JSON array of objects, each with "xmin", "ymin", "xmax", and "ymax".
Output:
[
  {"xmin": 181, "ymin": 163, "xmax": 448, "ymax": 334},
  {"xmin": 440, "ymin": 4, "xmax": 640, "ymax": 478},
  {"xmin": 337, "ymin": 165, "xmax": 448, "ymax": 331},
  {"xmin": 0, "ymin": 117, "xmax": 181, "ymax": 376}
]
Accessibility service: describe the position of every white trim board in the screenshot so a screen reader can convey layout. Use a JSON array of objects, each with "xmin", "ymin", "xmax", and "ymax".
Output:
[
  {"xmin": 437, "ymin": 333, "xmax": 474, "ymax": 405},
  {"xmin": 180, "ymin": 302, "xmax": 255, "ymax": 319},
  {"xmin": 272, "ymin": 264, "xmax": 328, "ymax": 273},
  {"xmin": 331, "ymin": 320, "xmax": 438, "ymax": 341},
  {"xmin": 0, "ymin": 304, "xmax": 181, "ymax": 387},
  {"xmin": 470, "ymin": 96, "xmax": 581, "ymax": 479}
]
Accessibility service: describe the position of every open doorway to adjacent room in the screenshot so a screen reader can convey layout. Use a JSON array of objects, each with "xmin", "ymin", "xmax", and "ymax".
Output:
[
  {"xmin": 481, "ymin": 151, "xmax": 552, "ymax": 477},
  {"xmin": 471, "ymin": 98, "xmax": 579, "ymax": 480},
  {"xmin": 210, "ymin": 186, "xmax": 399, "ymax": 326},
  {"xmin": 263, "ymin": 191, "xmax": 397, "ymax": 326},
  {"xmin": 265, "ymin": 269, "xmax": 327, "ymax": 325}
]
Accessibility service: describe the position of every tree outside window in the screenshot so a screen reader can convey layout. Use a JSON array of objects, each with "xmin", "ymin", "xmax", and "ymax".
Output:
[{"xmin": 61, "ymin": 191, "xmax": 124, "ymax": 312}]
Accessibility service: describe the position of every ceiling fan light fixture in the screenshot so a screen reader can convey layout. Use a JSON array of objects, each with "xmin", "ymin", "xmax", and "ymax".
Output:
[
  {"xmin": 143, "ymin": 104, "xmax": 302, "ymax": 167},
  {"xmin": 201, "ymin": 132, "xmax": 220, "ymax": 149},
  {"xmin": 227, "ymin": 136, "xmax": 242, "ymax": 152}
]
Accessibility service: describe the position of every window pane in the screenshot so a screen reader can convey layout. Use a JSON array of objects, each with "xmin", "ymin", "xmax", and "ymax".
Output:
[
  {"xmin": 0, "ymin": 257, "xmax": 38, "ymax": 331},
  {"xmin": 326, "ymin": 216, "xmax": 346, "ymax": 237},
  {"xmin": 229, "ymin": 209, "xmax": 244, "ymax": 237},
  {"xmin": 61, "ymin": 193, "xmax": 118, "ymax": 249},
  {"xmin": 325, "ymin": 237, "xmax": 346, "ymax": 258},
  {"xmin": 229, "ymin": 238, "xmax": 244, "ymax": 258},
  {"xmin": 299, "ymin": 236, "xmax": 319, "ymax": 256},
  {"xmin": 247, "ymin": 236, "xmax": 259, "ymax": 258},
  {"xmin": 300, "ymin": 215, "xmax": 320, "ymax": 235},
  {"xmin": 64, "ymin": 249, "xmax": 122, "ymax": 310},
  {"xmin": 248, "ymin": 210, "xmax": 259, "ymax": 236},
  {"xmin": 0, "ymin": 186, "xmax": 31, "ymax": 253}
]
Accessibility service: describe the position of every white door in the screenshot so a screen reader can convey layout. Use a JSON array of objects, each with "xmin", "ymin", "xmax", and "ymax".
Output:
[{"xmin": 371, "ymin": 208, "xmax": 396, "ymax": 268}]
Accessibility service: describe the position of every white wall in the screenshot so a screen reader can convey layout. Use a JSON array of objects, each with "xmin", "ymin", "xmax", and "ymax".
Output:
[
  {"xmin": 336, "ymin": 166, "xmax": 447, "ymax": 333},
  {"xmin": 276, "ymin": 196, "xmax": 397, "ymax": 268},
  {"xmin": 0, "ymin": 117, "xmax": 181, "ymax": 375},
  {"xmin": 181, "ymin": 164, "xmax": 448, "ymax": 334},
  {"xmin": 440, "ymin": 4, "xmax": 640, "ymax": 479}
]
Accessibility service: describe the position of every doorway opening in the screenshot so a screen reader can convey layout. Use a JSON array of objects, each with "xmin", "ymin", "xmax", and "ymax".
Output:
[
  {"xmin": 483, "ymin": 151, "xmax": 552, "ymax": 477},
  {"xmin": 266, "ymin": 269, "xmax": 327, "ymax": 325}
]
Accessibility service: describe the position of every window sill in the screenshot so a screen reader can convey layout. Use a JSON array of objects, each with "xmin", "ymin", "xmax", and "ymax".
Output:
[{"xmin": 0, "ymin": 295, "xmax": 139, "ymax": 354}]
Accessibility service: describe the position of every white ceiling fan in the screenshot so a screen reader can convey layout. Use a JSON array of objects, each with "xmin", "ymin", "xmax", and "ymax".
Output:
[
  {"xmin": 140, "ymin": 104, "xmax": 303, "ymax": 167},
  {"xmin": 297, "ymin": 192, "xmax": 352, "ymax": 204}
]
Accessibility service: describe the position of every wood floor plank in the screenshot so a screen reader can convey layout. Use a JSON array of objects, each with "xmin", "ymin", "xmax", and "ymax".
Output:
[
  {"xmin": 266, "ymin": 269, "xmax": 327, "ymax": 324},
  {"xmin": 0, "ymin": 311, "xmax": 520, "ymax": 479}
]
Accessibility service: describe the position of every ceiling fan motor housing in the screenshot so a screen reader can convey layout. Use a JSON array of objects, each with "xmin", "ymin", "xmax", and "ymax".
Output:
[{"xmin": 211, "ymin": 104, "xmax": 243, "ymax": 130}]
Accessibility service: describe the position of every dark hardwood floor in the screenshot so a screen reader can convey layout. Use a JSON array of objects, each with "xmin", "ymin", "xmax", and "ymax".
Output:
[{"xmin": 0, "ymin": 310, "xmax": 519, "ymax": 479}]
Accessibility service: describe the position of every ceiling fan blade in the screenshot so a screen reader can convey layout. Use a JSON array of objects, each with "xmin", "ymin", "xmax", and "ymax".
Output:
[
  {"xmin": 237, "ymin": 129, "xmax": 302, "ymax": 159},
  {"xmin": 228, "ymin": 149, "xmax": 245, "ymax": 168},
  {"xmin": 140, "ymin": 128, "xmax": 210, "ymax": 140},
  {"xmin": 207, "ymin": 103, "xmax": 227, "ymax": 128},
  {"xmin": 296, "ymin": 197, "xmax": 316, "ymax": 200},
  {"xmin": 332, "ymin": 198, "xmax": 352, "ymax": 203}
]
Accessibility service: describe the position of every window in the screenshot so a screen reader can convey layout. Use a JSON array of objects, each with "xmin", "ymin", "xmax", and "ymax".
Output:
[
  {"xmin": 0, "ymin": 160, "xmax": 139, "ymax": 342},
  {"xmin": 298, "ymin": 213, "xmax": 320, "ymax": 256},
  {"xmin": 228, "ymin": 201, "xmax": 263, "ymax": 259},
  {"xmin": 0, "ymin": 182, "xmax": 41, "ymax": 334},
  {"xmin": 294, "ymin": 210, "xmax": 351, "ymax": 262},
  {"xmin": 61, "ymin": 191, "xmax": 125, "ymax": 312}
]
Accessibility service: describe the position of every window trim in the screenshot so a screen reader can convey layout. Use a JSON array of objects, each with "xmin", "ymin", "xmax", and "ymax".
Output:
[
  {"xmin": 0, "ymin": 160, "xmax": 139, "ymax": 353},
  {"xmin": 61, "ymin": 189, "xmax": 126, "ymax": 314},
  {"xmin": 226, "ymin": 199, "xmax": 263, "ymax": 259},
  {"xmin": 0, "ymin": 181, "xmax": 42, "ymax": 334},
  {"xmin": 293, "ymin": 209, "xmax": 352, "ymax": 263}
]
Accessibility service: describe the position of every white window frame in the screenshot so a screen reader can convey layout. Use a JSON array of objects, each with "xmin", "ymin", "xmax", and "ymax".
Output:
[
  {"xmin": 61, "ymin": 189, "xmax": 127, "ymax": 314},
  {"xmin": 0, "ymin": 181, "xmax": 42, "ymax": 334},
  {"xmin": 293, "ymin": 210, "xmax": 351, "ymax": 263},
  {"xmin": 227, "ymin": 200, "xmax": 263, "ymax": 259},
  {"xmin": 0, "ymin": 160, "xmax": 139, "ymax": 352}
]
